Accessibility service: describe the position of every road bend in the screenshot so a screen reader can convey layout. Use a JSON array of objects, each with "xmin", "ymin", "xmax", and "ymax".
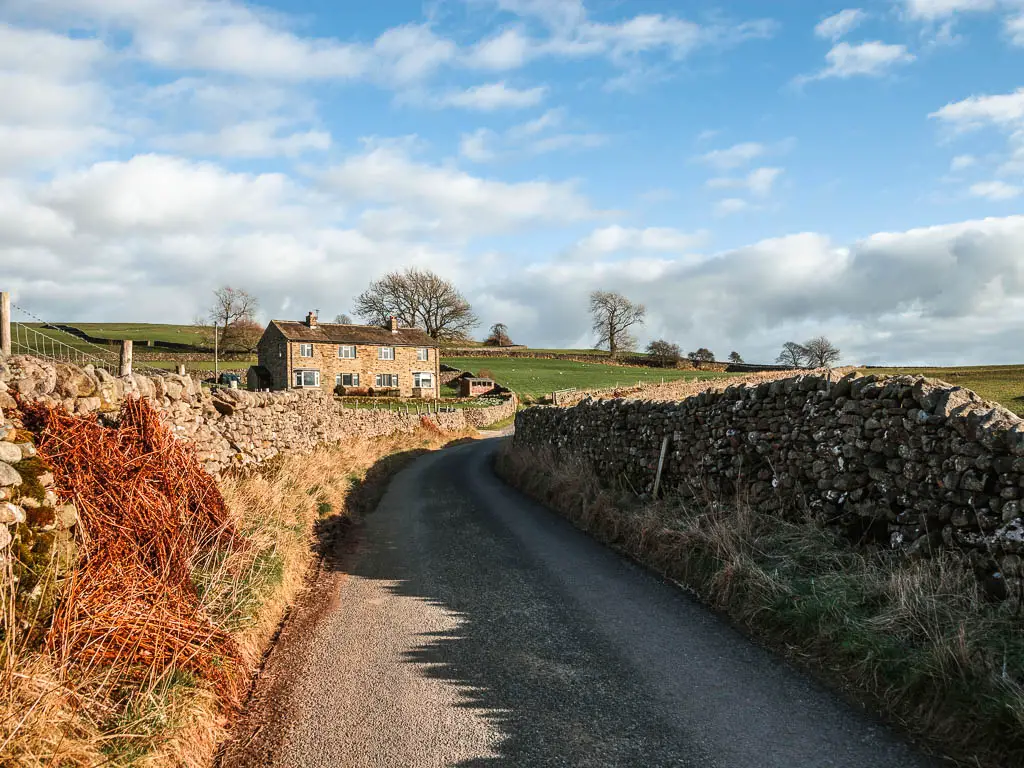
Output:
[{"xmin": 223, "ymin": 437, "xmax": 937, "ymax": 768}]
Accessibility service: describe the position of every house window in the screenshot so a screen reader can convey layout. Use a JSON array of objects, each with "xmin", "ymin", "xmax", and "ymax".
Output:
[
  {"xmin": 293, "ymin": 369, "xmax": 320, "ymax": 388},
  {"xmin": 413, "ymin": 372, "xmax": 434, "ymax": 389},
  {"xmin": 335, "ymin": 373, "xmax": 360, "ymax": 387},
  {"xmin": 338, "ymin": 345, "xmax": 357, "ymax": 359},
  {"xmin": 374, "ymin": 373, "xmax": 399, "ymax": 388},
  {"xmin": 378, "ymin": 347, "xmax": 395, "ymax": 360},
  {"xmin": 417, "ymin": 347, "xmax": 429, "ymax": 361},
  {"xmin": 298, "ymin": 343, "xmax": 314, "ymax": 357}
]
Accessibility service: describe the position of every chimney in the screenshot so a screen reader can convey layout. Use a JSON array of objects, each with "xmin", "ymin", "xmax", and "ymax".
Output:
[
  {"xmin": 306, "ymin": 311, "xmax": 318, "ymax": 328},
  {"xmin": 389, "ymin": 315, "xmax": 399, "ymax": 333}
]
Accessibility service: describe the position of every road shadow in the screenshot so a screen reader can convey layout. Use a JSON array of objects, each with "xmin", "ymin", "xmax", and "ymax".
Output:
[{"xmin": 319, "ymin": 440, "xmax": 705, "ymax": 768}]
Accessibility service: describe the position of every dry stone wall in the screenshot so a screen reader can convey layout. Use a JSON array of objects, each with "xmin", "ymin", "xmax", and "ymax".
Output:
[
  {"xmin": 0, "ymin": 355, "xmax": 516, "ymax": 477},
  {"xmin": 514, "ymin": 371, "xmax": 1024, "ymax": 569},
  {"xmin": 0, "ymin": 353, "xmax": 515, "ymax": 626}
]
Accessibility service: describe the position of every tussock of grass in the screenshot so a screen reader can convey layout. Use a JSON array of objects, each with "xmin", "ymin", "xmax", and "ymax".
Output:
[
  {"xmin": 496, "ymin": 445, "xmax": 1024, "ymax": 768},
  {"xmin": 2, "ymin": 427, "xmax": 474, "ymax": 767}
]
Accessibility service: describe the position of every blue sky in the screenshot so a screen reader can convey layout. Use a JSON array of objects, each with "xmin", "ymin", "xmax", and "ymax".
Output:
[{"xmin": 1, "ymin": 0, "xmax": 1023, "ymax": 364}]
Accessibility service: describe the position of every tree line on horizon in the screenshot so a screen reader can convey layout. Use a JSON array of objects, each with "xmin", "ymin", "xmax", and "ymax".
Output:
[{"xmin": 198, "ymin": 271, "xmax": 841, "ymax": 367}]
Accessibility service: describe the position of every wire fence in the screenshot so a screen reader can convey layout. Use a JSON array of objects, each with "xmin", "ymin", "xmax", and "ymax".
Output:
[{"xmin": 8, "ymin": 301, "xmax": 168, "ymax": 376}]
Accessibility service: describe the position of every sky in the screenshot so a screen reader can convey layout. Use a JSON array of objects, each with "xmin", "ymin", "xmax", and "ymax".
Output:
[{"xmin": 0, "ymin": 0, "xmax": 1021, "ymax": 365}]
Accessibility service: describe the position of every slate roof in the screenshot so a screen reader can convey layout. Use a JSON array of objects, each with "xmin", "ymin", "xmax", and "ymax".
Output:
[{"xmin": 269, "ymin": 320, "xmax": 437, "ymax": 348}]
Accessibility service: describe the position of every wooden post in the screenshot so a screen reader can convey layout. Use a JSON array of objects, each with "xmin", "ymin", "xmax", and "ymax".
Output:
[
  {"xmin": 0, "ymin": 292, "xmax": 10, "ymax": 357},
  {"xmin": 652, "ymin": 434, "xmax": 670, "ymax": 499},
  {"xmin": 119, "ymin": 339, "xmax": 133, "ymax": 377}
]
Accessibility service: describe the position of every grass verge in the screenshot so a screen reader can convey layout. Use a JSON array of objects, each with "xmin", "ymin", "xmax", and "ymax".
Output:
[
  {"xmin": 2, "ymin": 426, "xmax": 474, "ymax": 767},
  {"xmin": 495, "ymin": 444, "xmax": 1024, "ymax": 768}
]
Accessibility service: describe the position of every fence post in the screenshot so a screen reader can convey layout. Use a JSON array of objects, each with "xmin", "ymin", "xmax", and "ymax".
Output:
[
  {"xmin": 652, "ymin": 434, "xmax": 670, "ymax": 499},
  {"xmin": 119, "ymin": 339, "xmax": 133, "ymax": 377},
  {"xmin": 0, "ymin": 292, "xmax": 9, "ymax": 357}
]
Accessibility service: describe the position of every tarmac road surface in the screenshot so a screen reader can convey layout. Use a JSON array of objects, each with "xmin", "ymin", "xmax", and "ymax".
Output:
[{"xmin": 222, "ymin": 437, "xmax": 938, "ymax": 768}]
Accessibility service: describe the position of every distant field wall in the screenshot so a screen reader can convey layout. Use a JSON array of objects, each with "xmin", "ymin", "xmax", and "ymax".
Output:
[{"xmin": 514, "ymin": 371, "xmax": 1024, "ymax": 573}]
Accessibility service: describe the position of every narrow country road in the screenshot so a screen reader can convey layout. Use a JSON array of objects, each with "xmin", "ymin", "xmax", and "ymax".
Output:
[{"xmin": 223, "ymin": 437, "xmax": 938, "ymax": 768}]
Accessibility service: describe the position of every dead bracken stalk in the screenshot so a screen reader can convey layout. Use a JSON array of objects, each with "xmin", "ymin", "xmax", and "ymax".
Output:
[
  {"xmin": 18, "ymin": 396, "xmax": 243, "ymax": 701},
  {"xmin": 2, "ymin": 399, "xmax": 475, "ymax": 767}
]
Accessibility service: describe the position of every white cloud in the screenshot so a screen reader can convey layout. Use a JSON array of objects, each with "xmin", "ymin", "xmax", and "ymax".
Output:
[
  {"xmin": 1007, "ymin": 14, "xmax": 1024, "ymax": 44},
  {"xmin": 931, "ymin": 89, "xmax": 1024, "ymax": 186},
  {"xmin": 707, "ymin": 167, "xmax": 783, "ymax": 198},
  {"xmin": 950, "ymin": 154, "xmax": 977, "ymax": 170},
  {"xmin": 460, "ymin": 108, "xmax": 607, "ymax": 162},
  {"xmin": 9, "ymin": 1, "xmax": 457, "ymax": 84},
  {"xmin": 571, "ymin": 225, "xmax": 707, "ymax": 257},
  {"xmin": 931, "ymin": 87, "xmax": 1024, "ymax": 129},
  {"xmin": 798, "ymin": 41, "xmax": 916, "ymax": 83},
  {"xmin": 0, "ymin": 24, "xmax": 118, "ymax": 171},
  {"xmin": 814, "ymin": 9, "xmax": 867, "ymax": 41},
  {"xmin": 698, "ymin": 142, "xmax": 766, "ymax": 170},
  {"xmin": 39, "ymin": 154, "xmax": 318, "ymax": 234},
  {"xmin": 154, "ymin": 120, "xmax": 330, "ymax": 158},
  {"xmin": 0, "ymin": 23, "xmax": 106, "ymax": 74},
  {"xmin": 970, "ymin": 180, "xmax": 1021, "ymax": 199},
  {"xmin": 320, "ymin": 141, "xmax": 595, "ymax": 237},
  {"xmin": 484, "ymin": 215, "xmax": 1024, "ymax": 364},
  {"xmin": 715, "ymin": 198, "xmax": 750, "ymax": 216},
  {"xmin": 467, "ymin": 27, "xmax": 533, "ymax": 69},
  {"xmin": 464, "ymin": 2, "xmax": 776, "ymax": 85},
  {"xmin": 435, "ymin": 81, "xmax": 547, "ymax": 110},
  {"xmin": 903, "ymin": 0, "xmax": 998, "ymax": 19}
]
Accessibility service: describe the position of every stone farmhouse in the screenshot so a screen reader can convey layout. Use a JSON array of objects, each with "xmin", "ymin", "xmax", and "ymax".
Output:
[{"xmin": 251, "ymin": 312, "xmax": 440, "ymax": 398}]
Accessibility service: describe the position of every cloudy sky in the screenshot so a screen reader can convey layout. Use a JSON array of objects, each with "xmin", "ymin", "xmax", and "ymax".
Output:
[{"xmin": 1, "ymin": 0, "xmax": 1022, "ymax": 365}]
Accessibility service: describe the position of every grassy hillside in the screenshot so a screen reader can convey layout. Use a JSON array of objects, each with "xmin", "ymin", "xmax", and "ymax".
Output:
[
  {"xmin": 442, "ymin": 356, "xmax": 734, "ymax": 399},
  {"xmin": 65, "ymin": 322, "xmax": 211, "ymax": 346},
  {"xmin": 866, "ymin": 365, "xmax": 1024, "ymax": 416}
]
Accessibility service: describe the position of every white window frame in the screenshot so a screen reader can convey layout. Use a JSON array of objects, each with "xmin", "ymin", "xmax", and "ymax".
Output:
[
  {"xmin": 336, "ymin": 372, "xmax": 360, "ymax": 387},
  {"xmin": 338, "ymin": 345, "xmax": 357, "ymax": 359},
  {"xmin": 416, "ymin": 347, "xmax": 429, "ymax": 361},
  {"xmin": 374, "ymin": 373, "xmax": 399, "ymax": 388},
  {"xmin": 298, "ymin": 343, "xmax": 314, "ymax": 358},
  {"xmin": 293, "ymin": 369, "xmax": 320, "ymax": 388},
  {"xmin": 378, "ymin": 346, "xmax": 395, "ymax": 361},
  {"xmin": 413, "ymin": 371, "xmax": 434, "ymax": 389}
]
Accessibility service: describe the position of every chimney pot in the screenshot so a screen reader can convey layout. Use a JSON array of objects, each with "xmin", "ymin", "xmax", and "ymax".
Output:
[
  {"xmin": 306, "ymin": 311, "xmax": 318, "ymax": 328},
  {"xmin": 389, "ymin": 316, "xmax": 399, "ymax": 333}
]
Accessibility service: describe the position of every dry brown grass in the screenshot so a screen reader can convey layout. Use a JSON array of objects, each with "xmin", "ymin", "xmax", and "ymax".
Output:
[
  {"xmin": 496, "ymin": 444, "xmax": 1024, "ymax": 768},
  {"xmin": 2, "ymin": 426, "xmax": 474, "ymax": 767}
]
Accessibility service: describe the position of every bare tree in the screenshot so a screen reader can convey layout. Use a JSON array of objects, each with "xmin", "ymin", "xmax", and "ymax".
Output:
[
  {"xmin": 687, "ymin": 347, "xmax": 715, "ymax": 369},
  {"xmin": 589, "ymin": 290, "xmax": 646, "ymax": 357},
  {"xmin": 206, "ymin": 287, "xmax": 259, "ymax": 351},
  {"xmin": 646, "ymin": 339, "xmax": 681, "ymax": 367},
  {"xmin": 334, "ymin": 312, "xmax": 353, "ymax": 324},
  {"xmin": 802, "ymin": 336, "xmax": 841, "ymax": 368},
  {"xmin": 728, "ymin": 351, "xmax": 744, "ymax": 364},
  {"xmin": 484, "ymin": 322, "xmax": 513, "ymax": 347},
  {"xmin": 776, "ymin": 341, "xmax": 808, "ymax": 367},
  {"xmin": 355, "ymin": 267, "xmax": 479, "ymax": 341}
]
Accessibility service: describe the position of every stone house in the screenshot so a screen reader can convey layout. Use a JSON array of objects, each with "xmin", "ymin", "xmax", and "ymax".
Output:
[{"xmin": 251, "ymin": 312, "xmax": 440, "ymax": 398}]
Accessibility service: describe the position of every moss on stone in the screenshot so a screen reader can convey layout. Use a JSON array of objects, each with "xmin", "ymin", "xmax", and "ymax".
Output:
[{"xmin": 13, "ymin": 456, "xmax": 49, "ymax": 503}]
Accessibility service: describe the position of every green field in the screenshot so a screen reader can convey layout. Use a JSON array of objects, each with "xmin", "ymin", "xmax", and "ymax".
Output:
[
  {"xmin": 866, "ymin": 365, "xmax": 1024, "ymax": 416},
  {"xmin": 442, "ymin": 356, "xmax": 734, "ymax": 399},
  {"xmin": 21, "ymin": 323, "xmax": 208, "ymax": 345},
  {"xmin": 65, "ymin": 323, "xmax": 211, "ymax": 346}
]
